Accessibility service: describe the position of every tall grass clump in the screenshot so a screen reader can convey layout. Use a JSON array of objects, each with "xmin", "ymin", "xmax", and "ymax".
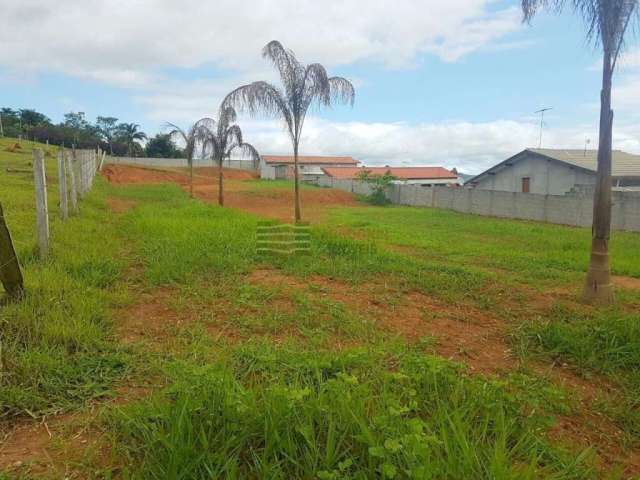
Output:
[
  {"xmin": 108, "ymin": 342, "xmax": 592, "ymax": 479},
  {"xmin": 113, "ymin": 184, "xmax": 258, "ymax": 285},
  {"xmin": 519, "ymin": 305, "xmax": 640, "ymax": 385},
  {"xmin": 0, "ymin": 179, "xmax": 129, "ymax": 418}
]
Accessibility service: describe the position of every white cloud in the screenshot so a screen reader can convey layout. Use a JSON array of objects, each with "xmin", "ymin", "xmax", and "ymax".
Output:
[
  {"xmin": 0, "ymin": 0, "xmax": 521, "ymax": 88},
  {"xmin": 231, "ymin": 116, "xmax": 640, "ymax": 174}
]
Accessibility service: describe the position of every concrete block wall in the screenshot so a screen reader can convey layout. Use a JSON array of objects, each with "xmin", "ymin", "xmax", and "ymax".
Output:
[
  {"xmin": 320, "ymin": 176, "xmax": 640, "ymax": 233},
  {"xmin": 107, "ymin": 156, "xmax": 256, "ymax": 171}
]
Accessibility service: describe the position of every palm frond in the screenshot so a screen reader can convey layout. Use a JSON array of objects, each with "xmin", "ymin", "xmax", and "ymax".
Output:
[
  {"xmin": 522, "ymin": 0, "xmax": 638, "ymax": 60},
  {"xmin": 224, "ymin": 81, "xmax": 294, "ymax": 135},
  {"xmin": 225, "ymin": 124, "xmax": 244, "ymax": 151},
  {"xmin": 328, "ymin": 76, "xmax": 356, "ymax": 107},
  {"xmin": 303, "ymin": 63, "xmax": 331, "ymax": 106},
  {"xmin": 230, "ymin": 142, "xmax": 260, "ymax": 162},
  {"xmin": 262, "ymin": 40, "xmax": 304, "ymax": 99}
]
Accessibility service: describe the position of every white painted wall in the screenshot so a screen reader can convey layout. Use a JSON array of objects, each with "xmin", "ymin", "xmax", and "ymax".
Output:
[{"xmin": 473, "ymin": 154, "xmax": 595, "ymax": 195}]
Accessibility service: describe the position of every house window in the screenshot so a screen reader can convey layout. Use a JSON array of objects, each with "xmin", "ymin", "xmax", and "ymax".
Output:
[{"xmin": 521, "ymin": 177, "xmax": 530, "ymax": 193}]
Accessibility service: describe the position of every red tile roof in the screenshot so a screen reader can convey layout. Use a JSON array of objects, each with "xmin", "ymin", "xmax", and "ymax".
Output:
[
  {"xmin": 322, "ymin": 166, "xmax": 458, "ymax": 180},
  {"xmin": 262, "ymin": 155, "xmax": 358, "ymax": 165}
]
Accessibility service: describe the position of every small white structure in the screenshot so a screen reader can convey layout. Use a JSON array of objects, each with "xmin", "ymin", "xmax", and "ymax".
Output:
[
  {"xmin": 321, "ymin": 166, "xmax": 459, "ymax": 186},
  {"xmin": 259, "ymin": 155, "xmax": 359, "ymax": 180}
]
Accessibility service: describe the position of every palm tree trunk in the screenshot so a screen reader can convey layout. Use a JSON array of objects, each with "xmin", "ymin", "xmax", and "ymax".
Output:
[
  {"xmin": 218, "ymin": 156, "xmax": 224, "ymax": 206},
  {"xmin": 189, "ymin": 157, "xmax": 194, "ymax": 198},
  {"xmin": 293, "ymin": 142, "xmax": 301, "ymax": 223},
  {"xmin": 582, "ymin": 49, "xmax": 615, "ymax": 304}
]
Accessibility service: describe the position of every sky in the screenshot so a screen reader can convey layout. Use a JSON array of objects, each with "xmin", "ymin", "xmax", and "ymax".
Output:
[{"xmin": 1, "ymin": 0, "xmax": 639, "ymax": 174}]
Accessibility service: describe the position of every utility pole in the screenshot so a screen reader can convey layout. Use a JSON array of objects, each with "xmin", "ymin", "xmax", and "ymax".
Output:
[
  {"xmin": 0, "ymin": 112, "xmax": 3, "ymax": 137},
  {"xmin": 535, "ymin": 107, "xmax": 553, "ymax": 148}
]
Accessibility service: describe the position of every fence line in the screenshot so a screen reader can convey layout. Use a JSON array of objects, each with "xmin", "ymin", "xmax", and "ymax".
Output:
[
  {"xmin": 30, "ymin": 147, "xmax": 101, "ymax": 259},
  {"xmin": 317, "ymin": 176, "xmax": 640, "ymax": 233}
]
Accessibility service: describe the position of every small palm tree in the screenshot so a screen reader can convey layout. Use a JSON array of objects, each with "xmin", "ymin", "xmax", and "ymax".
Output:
[
  {"xmin": 200, "ymin": 106, "xmax": 259, "ymax": 206},
  {"xmin": 522, "ymin": 1, "xmax": 638, "ymax": 304},
  {"xmin": 224, "ymin": 40, "xmax": 355, "ymax": 222},
  {"xmin": 116, "ymin": 123, "xmax": 147, "ymax": 157},
  {"xmin": 166, "ymin": 119, "xmax": 211, "ymax": 198}
]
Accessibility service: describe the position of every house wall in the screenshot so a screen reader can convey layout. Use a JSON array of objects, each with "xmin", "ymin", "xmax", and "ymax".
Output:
[
  {"xmin": 473, "ymin": 154, "xmax": 595, "ymax": 195},
  {"xmin": 317, "ymin": 176, "xmax": 640, "ymax": 232},
  {"xmin": 258, "ymin": 160, "xmax": 358, "ymax": 180},
  {"xmin": 260, "ymin": 159, "xmax": 277, "ymax": 179}
]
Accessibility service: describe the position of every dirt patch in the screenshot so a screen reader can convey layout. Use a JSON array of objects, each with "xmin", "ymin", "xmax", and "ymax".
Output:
[
  {"xmin": 247, "ymin": 268, "xmax": 513, "ymax": 375},
  {"xmin": 107, "ymin": 196, "xmax": 138, "ymax": 213},
  {"xmin": 102, "ymin": 164, "xmax": 256, "ymax": 186},
  {"xmin": 115, "ymin": 287, "xmax": 188, "ymax": 345},
  {"xmin": 0, "ymin": 378, "xmax": 158, "ymax": 477},
  {"xmin": 613, "ymin": 275, "xmax": 640, "ymax": 291},
  {"xmin": 547, "ymin": 410, "xmax": 640, "ymax": 477},
  {"xmin": 102, "ymin": 164, "xmax": 359, "ymax": 222}
]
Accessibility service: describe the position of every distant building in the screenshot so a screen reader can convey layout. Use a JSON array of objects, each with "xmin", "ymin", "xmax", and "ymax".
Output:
[
  {"xmin": 322, "ymin": 166, "xmax": 459, "ymax": 186},
  {"xmin": 260, "ymin": 155, "xmax": 359, "ymax": 180},
  {"xmin": 465, "ymin": 148, "xmax": 640, "ymax": 195}
]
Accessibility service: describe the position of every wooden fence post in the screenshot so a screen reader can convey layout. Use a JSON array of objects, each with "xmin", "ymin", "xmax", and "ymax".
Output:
[
  {"xmin": 32, "ymin": 149, "xmax": 49, "ymax": 258},
  {"xmin": 67, "ymin": 150, "xmax": 79, "ymax": 214},
  {"xmin": 0, "ymin": 202, "xmax": 24, "ymax": 299},
  {"xmin": 98, "ymin": 150, "xmax": 106, "ymax": 171},
  {"xmin": 57, "ymin": 148, "xmax": 68, "ymax": 220}
]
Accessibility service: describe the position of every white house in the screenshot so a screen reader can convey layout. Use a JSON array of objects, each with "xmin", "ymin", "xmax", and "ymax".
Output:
[
  {"xmin": 466, "ymin": 148, "xmax": 640, "ymax": 195},
  {"xmin": 321, "ymin": 166, "xmax": 459, "ymax": 186},
  {"xmin": 259, "ymin": 155, "xmax": 359, "ymax": 180}
]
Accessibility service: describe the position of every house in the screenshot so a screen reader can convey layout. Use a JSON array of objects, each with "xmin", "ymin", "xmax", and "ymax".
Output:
[
  {"xmin": 322, "ymin": 166, "xmax": 459, "ymax": 186},
  {"xmin": 259, "ymin": 155, "xmax": 359, "ymax": 180},
  {"xmin": 465, "ymin": 148, "xmax": 640, "ymax": 195}
]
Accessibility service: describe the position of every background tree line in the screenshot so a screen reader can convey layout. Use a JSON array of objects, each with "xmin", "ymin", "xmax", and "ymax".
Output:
[{"xmin": 0, "ymin": 108, "xmax": 183, "ymax": 158}]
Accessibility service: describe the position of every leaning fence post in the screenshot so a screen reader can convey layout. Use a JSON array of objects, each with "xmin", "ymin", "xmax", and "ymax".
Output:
[
  {"xmin": 67, "ymin": 150, "xmax": 79, "ymax": 214},
  {"xmin": 0, "ymin": 202, "xmax": 24, "ymax": 299},
  {"xmin": 57, "ymin": 148, "xmax": 68, "ymax": 220},
  {"xmin": 32, "ymin": 149, "xmax": 49, "ymax": 258}
]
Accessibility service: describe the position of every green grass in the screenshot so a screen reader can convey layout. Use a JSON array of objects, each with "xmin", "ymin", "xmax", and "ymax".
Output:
[
  {"xmin": 0, "ymin": 138, "xmax": 129, "ymax": 418},
  {"xmin": 326, "ymin": 206, "xmax": 640, "ymax": 285},
  {"xmin": 3, "ymin": 138, "xmax": 640, "ymax": 477},
  {"xmin": 109, "ymin": 342, "xmax": 589, "ymax": 480}
]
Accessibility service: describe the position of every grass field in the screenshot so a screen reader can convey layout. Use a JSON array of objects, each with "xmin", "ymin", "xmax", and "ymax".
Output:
[{"xmin": 1, "ymin": 138, "xmax": 640, "ymax": 478}]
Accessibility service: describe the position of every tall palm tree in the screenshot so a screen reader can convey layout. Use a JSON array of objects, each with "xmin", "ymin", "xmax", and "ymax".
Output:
[
  {"xmin": 224, "ymin": 40, "xmax": 355, "ymax": 222},
  {"xmin": 116, "ymin": 123, "xmax": 147, "ymax": 157},
  {"xmin": 200, "ymin": 106, "xmax": 259, "ymax": 206},
  {"xmin": 523, "ymin": 0, "xmax": 638, "ymax": 304},
  {"xmin": 166, "ymin": 119, "xmax": 212, "ymax": 198}
]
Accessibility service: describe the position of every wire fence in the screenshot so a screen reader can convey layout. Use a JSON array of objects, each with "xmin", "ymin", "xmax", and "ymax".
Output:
[{"xmin": 0, "ymin": 147, "xmax": 106, "ymax": 298}]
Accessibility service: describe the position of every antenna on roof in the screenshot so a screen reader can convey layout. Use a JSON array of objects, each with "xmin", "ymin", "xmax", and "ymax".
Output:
[{"xmin": 534, "ymin": 107, "xmax": 552, "ymax": 148}]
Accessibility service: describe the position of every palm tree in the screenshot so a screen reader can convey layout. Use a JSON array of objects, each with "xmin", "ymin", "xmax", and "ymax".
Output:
[
  {"xmin": 224, "ymin": 40, "xmax": 355, "ymax": 222},
  {"xmin": 200, "ymin": 106, "xmax": 259, "ymax": 206},
  {"xmin": 166, "ymin": 119, "xmax": 212, "ymax": 198},
  {"xmin": 523, "ymin": 0, "xmax": 638, "ymax": 304},
  {"xmin": 116, "ymin": 123, "xmax": 147, "ymax": 157}
]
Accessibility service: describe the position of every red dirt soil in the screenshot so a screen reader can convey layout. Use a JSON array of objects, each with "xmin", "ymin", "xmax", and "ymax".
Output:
[
  {"xmin": 102, "ymin": 164, "xmax": 358, "ymax": 222},
  {"xmin": 247, "ymin": 268, "xmax": 513, "ymax": 375}
]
